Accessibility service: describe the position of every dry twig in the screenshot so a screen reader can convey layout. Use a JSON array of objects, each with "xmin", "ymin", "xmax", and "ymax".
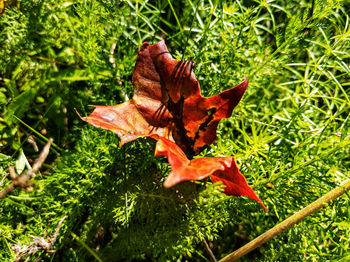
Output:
[
  {"xmin": 12, "ymin": 216, "xmax": 66, "ymax": 262},
  {"xmin": 27, "ymin": 135, "xmax": 39, "ymax": 152},
  {"xmin": 0, "ymin": 138, "xmax": 53, "ymax": 199},
  {"xmin": 202, "ymin": 235, "xmax": 218, "ymax": 262},
  {"xmin": 109, "ymin": 42, "xmax": 127, "ymax": 100}
]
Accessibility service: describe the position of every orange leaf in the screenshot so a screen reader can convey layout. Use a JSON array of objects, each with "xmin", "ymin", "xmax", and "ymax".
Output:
[
  {"xmin": 82, "ymin": 41, "xmax": 247, "ymax": 156},
  {"xmin": 155, "ymin": 137, "xmax": 268, "ymax": 211}
]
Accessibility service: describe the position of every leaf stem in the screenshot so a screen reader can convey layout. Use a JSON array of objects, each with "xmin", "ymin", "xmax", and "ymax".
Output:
[{"xmin": 219, "ymin": 179, "xmax": 350, "ymax": 262}]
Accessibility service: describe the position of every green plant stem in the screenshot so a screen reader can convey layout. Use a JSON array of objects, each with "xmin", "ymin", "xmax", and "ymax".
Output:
[
  {"xmin": 71, "ymin": 233, "xmax": 103, "ymax": 262},
  {"xmin": 219, "ymin": 179, "xmax": 350, "ymax": 262},
  {"xmin": 167, "ymin": 0, "xmax": 182, "ymax": 32},
  {"xmin": 13, "ymin": 115, "xmax": 63, "ymax": 153}
]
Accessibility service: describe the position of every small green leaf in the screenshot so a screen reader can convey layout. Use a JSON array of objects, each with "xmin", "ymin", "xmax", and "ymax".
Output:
[
  {"xmin": 0, "ymin": 92, "xmax": 7, "ymax": 104},
  {"xmin": 35, "ymin": 96, "xmax": 45, "ymax": 103},
  {"xmin": 0, "ymin": 153, "xmax": 10, "ymax": 162},
  {"xmin": 15, "ymin": 150, "xmax": 30, "ymax": 174}
]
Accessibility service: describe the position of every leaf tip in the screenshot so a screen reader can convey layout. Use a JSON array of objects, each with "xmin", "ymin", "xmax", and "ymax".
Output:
[
  {"xmin": 163, "ymin": 172, "xmax": 180, "ymax": 188},
  {"xmin": 236, "ymin": 76, "xmax": 249, "ymax": 94},
  {"xmin": 74, "ymin": 108, "xmax": 86, "ymax": 121},
  {"xmin": 261, "ymin": 202, "xmax": 269, "ymax": 212},
  {"xmin": 163, "ymin": 178, "xmax": 172, "ymax": 188}
]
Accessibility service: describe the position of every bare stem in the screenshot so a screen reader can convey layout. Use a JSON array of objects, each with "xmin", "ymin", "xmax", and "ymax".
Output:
[
  {"xmin": 202, "ymin": 235, "xmax": 217, "ymax": 262},
  {"xmin": 219, "ymin": 179, "xmax": 350, "ymax": 262},
  {"xmin": 13, "ymin": 215, "xmax": 66, "ymax": 262},
  {"xmin": 0, "ymin": 138, "xmax": 53, "ymax": 199}
]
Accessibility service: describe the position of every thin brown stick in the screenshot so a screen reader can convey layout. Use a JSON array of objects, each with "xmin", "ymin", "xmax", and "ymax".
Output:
[
  {"xmin": 0, "ymin": 138, "xmax": 53, "ymax": 199},
  {"xmin": 13, "ymin": 215, "xmax": 66, "ymax": 262},
  {"xmin": 109, "ymin": 42, "xmax": 125, "ymax": 98},
  {"xmin": 51, "ymin": 215, "xmax": 67, "ymax": 244},
  {"xmin": 219, "ymin": 179, "xmax": 350, "ymax": 262},
  {"xmin": 202, "ymin": 235, "xmax": 218, "ymax": 262},
  {"xmin": 27, "ymin": 135, "xmax": 39, "ymax": 152}
]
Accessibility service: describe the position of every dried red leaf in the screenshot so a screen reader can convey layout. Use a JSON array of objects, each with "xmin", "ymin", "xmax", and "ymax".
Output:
[
  {"xmin": 82, "ymin": 41, "xmax": 247, "ymax": 156},
  {"xmin": 155, "ymin": 137, "xmax": 268, "ymax": 211}
]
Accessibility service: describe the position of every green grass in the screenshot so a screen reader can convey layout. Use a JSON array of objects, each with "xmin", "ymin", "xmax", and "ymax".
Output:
[{"xmin": 1, "ymin": 0, "xmax": 349, "ymax": 261}]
